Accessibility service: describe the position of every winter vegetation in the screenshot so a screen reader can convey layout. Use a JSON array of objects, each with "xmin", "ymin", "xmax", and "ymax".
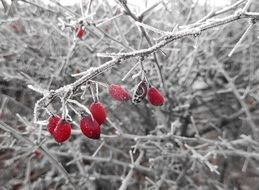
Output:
[{"xmin": 0, "ymin": 0, "xmax": 259, "ymax": 189}]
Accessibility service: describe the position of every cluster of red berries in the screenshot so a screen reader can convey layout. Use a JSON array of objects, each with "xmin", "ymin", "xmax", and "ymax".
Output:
[
  {"xmin": 109, "ymin": 83, "xmax": 164, "ymax": 106},
  {"xmin": 46, "ymin": 83, "xmax": 164, "ymax": 143},
  {"xmin": 47, "ymin": 101, "xmax": 106, "ymax": 143}
]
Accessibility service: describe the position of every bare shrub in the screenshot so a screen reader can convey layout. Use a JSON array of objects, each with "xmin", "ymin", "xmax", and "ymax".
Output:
[{"xmin": 0, "ymin": 0, "xmax": 259, "ymax": 189}]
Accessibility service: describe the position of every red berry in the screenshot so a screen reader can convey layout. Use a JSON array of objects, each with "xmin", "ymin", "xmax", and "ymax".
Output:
[
  {"xmin": 75, "ymin": 26, "xmax": 85, "ymax": 39},
  {"xmin": 52, "ymin": 120, "xmax": 71, "ymax": 143},
  {"xmin": 104, "ymin": 25, "xmax": 109, "ymax": 32},
  {"xmin": 147, "ymin": 87, "xmax": 164, "ymax": 106},
  {"xmin": 89, "ymin": 102, "xmax": 106, "ymax": 125},
  {"xmin": 32, "ymin": 149, "xmax": 41, "ymax": 159},
  {"xmin": 47, "ymin": 115, "xmax": 61, "ymax": 135},
  {"xmin": 10, "ymin": 23, "xmax": 19, "ymax": 32},
  {"xmin": 108, "ymin": 84, "xmax": 130, "ymax": 101},
  {"xmin": 80, "ymin": 115, "xmax": 101, "ymax": 139}
]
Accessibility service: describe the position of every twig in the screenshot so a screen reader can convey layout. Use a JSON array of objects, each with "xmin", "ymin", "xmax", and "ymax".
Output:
[
  {"xmin": 119, "ymin": 150, "xmax": 144, "ymax": 190},
  {"xmin": 228, "ymin": 19, "xmax": 255, "ymax": 57},
  {"xmin": 135, "ymin": 21, "xmax": 167, "ymax": 35},
  {"xmin": 242, "ymin": 0, "xmax": 254, "ymax": 12}
]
